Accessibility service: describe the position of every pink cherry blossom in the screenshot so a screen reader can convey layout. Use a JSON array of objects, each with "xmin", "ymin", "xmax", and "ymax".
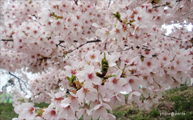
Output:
[
  {"xmin": 77, "ymin": 108, "xmax": 92, "ymax": 120},
  {"xmin": 58, "ymin": 103, "xmax": 76, "ymax": 120},
  {"xmin": 92, "ymin": 103, "xmax": 112, "ymax": 120},
  {"xmin": 105, "ymin": 69, "xmax": 127, "ymax": 92},
  {"xmin": 0, "ymin": 0, "xmax": 193, "ymax": 119},
  {"xmin": 127, "ymin": 91, "xmax": 141, "ymax": 103},
  {"xmin": 42, "ymin": 107, "xmax": 58, "ymax": 120},
  {"xmin": 14, "ymin": 103, "xmax": 35, "ymax": 119},
  {"xmin": 76, "ymin": 84, "xmax": 98, "ymax": 104},
  {"xmin": 78, "ymin": 64, "xmax": 102, "ymax": 85}
]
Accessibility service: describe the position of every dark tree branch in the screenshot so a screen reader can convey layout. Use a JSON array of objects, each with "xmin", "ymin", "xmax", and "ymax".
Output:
[
  {"xmin": 86, "ymin": 39, "xmax": 101, "ymax": 43},
  {"xmin": 108, "ymin": 46, "xmax": 133, "ymax": 53},
  {"xmin": 57, "ymin": 44, "xmax": 66, "ymax": 48},
  {"xmin": 74, "ymin": 0, "xmax": 78, "ymax": 5},
  {"xmin": 1, "ymin": 38, "xmax": 67, "ymax": 49},
  {"xmin": 67, "ymin": 39, "xmax": 101, "ymax": 53},
  {"xmin": 161, "ymin": 34, "xmax": 182, "ymax": 40},
  {"xmin": 39, "ymin": 57, "xmax": 52, "ymax": 61},
  {"xmin": 9, "ymin": 72, "xmax": 29, "ymax": 93},
  {"xmin": 32, "ymin": 15, "xmax": 37, "ymax": 19},
  {"xmin": 152, "ymin": 4, "xmax": 168, "ymax": 8},
  {"xmin": 138, "ymin": 0, "xmax": 149, "ymax": 6},
  {"xmin": 152, "ymin": 0, "xmax": 184, "ymax": 8},
  {"xmin": 104, "ymin": 42, "xmax": 107, "ymax": 49},
  {"xmin": 1, "ymin": 39, "xmax": 13, "ymax": 41},
  {"xmin": 56, "ymin": 40, "xmax": 66, "ymax": 48},
  {"xmin": 1, "ymin": 38, "xmax": 102, "ymax": 60},
  {"xmin": 1, "ymin": 85, "xmax": 7, "ymax": 91},
  {"xmin": 59, "ymin": 40, "xmax": 65, "ymax": 44},
  {"xmin": 108, "ymin": 0, "xmax": 111, "ymax": 7}
]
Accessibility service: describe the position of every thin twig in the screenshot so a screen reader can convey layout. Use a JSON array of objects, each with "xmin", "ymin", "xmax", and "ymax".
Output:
[
  {"xmin": 161, "ymin": 34, "xmax": 182, "ymax": 40},
  {"xmin": 138, "ymin": 0, "xmax": 149, "ymax": 6},
  {"xmin": 57, "ymin": 44, "xmax": 66, "ymax": 48},
  {"xmin": 153, "ymin": 4, "xmax": 168, "ymax": 8},
  {"xmin": 1, "ymin": 39, "xmax": 13, "ymax": 41},
  {"xmin": 9, "ymin": 72, "xmax": 29, "ymax": 92},
  {"xmin": 39, "ymin": 57, "xmax": 52, "ymax": 61},
  {"xmin": 74, "ymin": 0, "xmax": 78, "ymax": 5},
  {"xmin": 108, "ymin": 0, "xmax": 111, "ymax": 7},
  {"xmin": 2, "ymin": 38, "xmax": 67, "ymax": 48},
  {"xmin": 67, "ymin": 39, "xmax": 101, "ymax": 53}
]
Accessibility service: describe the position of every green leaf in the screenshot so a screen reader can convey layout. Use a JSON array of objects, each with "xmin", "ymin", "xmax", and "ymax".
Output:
[
  {"xmin": 71, "ymin": 75, "xmax": 76, "ymax": 83},
  {"xmin": 112, "ymin": 11, "xmax": 122, "ymax": 22},
  {"xmin": 28, "ymin": 98, "xmax": 32, "ymax": 102},
  {"xmin": 35, "ymin": 108, "xmax": 44, "ymax": 116},
  {"xmin": 66, "ymin": 75, "xmax": 76, "ymax": 83},
  {"xmin": 52, "ymin": 12, "xmax": 57, "ymax": 17},
  {"xmin": 66, "ymin": 76, "xmax": 71, "ymax": 81},
  {"xmin": 19, "ymin": 98, "xmax": 25, "ymax": 103},
  {"xmin": 101, "ymin": 52, "xmax": 109, "ymax": 76},
  {"xmin": 108, "ymin": 74, "xmax": 116, "ymax": 77},
  {"xmin": 112, "ymin": 12, "xmax": 121, "ymax": 19}
]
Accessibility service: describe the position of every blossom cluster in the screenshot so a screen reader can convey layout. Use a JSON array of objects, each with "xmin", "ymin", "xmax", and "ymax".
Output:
[{"xmin": 0, "ymin": 0, "xmax": 192, "ymax": 120}]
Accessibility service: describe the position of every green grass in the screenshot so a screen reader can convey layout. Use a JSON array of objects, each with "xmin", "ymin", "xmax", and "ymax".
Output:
[
  {"xmin": 34, "ymin": 102, "xmax": 49, "ymax": 108},
  {"xmin": 113, "ymin": 84, "xmax": 193, "ymax": 120},
  {"xmin": 0, "ymin": 84, "xmax": 193, "ymax": 120},
  {"xmin": 0, "ymin": 103, "xmax": 18, "ymax": 120}
]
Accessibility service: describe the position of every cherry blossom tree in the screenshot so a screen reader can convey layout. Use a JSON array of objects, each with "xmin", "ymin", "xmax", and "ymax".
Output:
[{"xmin": 0, "ymin": 0, "xmax": 193, "ymax": 119}]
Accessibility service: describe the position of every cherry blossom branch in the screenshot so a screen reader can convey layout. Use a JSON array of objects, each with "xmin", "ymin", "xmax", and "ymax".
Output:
[
  {"xmin": 181, "ymin": 10, "xmax": 193, "ymax": 17},
  {"xmin": 117, "ymin": 47, "xmax": 133, "ymax": 52},
  {"xmin": 32, "ymin": 15, "xmax": 37, "ymax": 19},
  {"xmin": 74, "ymin": 0, "xmax": 78, "ymax": 5},
  {"xmin": 152, "ymin": 3, "xmax": 168, "ymax": 8},
  {"xmin": 39, "ymin": 57, "xmax": 52, "ymax": 61},
  {"xmin": 161, "ymin": 34, "xmax": 182, "ymax": 40},
  {"xmin": 57, "ymin": 44, "xmax": 66, "ymax": 48},
  {"xmin": 138, "ymin": 0, "xmax": 149, "ymax": 6},
  {"xmin": 1, "ymin": 38, "xmax": 101, "ymax": 60},
  {"xmin": 1, "ymin": 38, "xmax": 65, "ymax": 48},
  {"xmin": 1, "ymin": 39, "xmax": 13, "ymax": 41},
  {"xmin": 108, "ymin": 0, "xmax": 111, "ymax": 7},
  {"xmin": 152, "ymin": 0, "xmax": 184, "ymax": 8},
  {"xmin": 108, "ymin": 45, "xmax": 151, "ymax": 54},
  {"xmin": 67, "ymin": 39, "xmax": 101, "ymax": 53},
  {"xmin": 56, "ymin": 40, "xmax": 66, "ymax": 48},
  {"xmin": 58, "ymin": 40, "xmax": 65, "ymax": 44}
]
